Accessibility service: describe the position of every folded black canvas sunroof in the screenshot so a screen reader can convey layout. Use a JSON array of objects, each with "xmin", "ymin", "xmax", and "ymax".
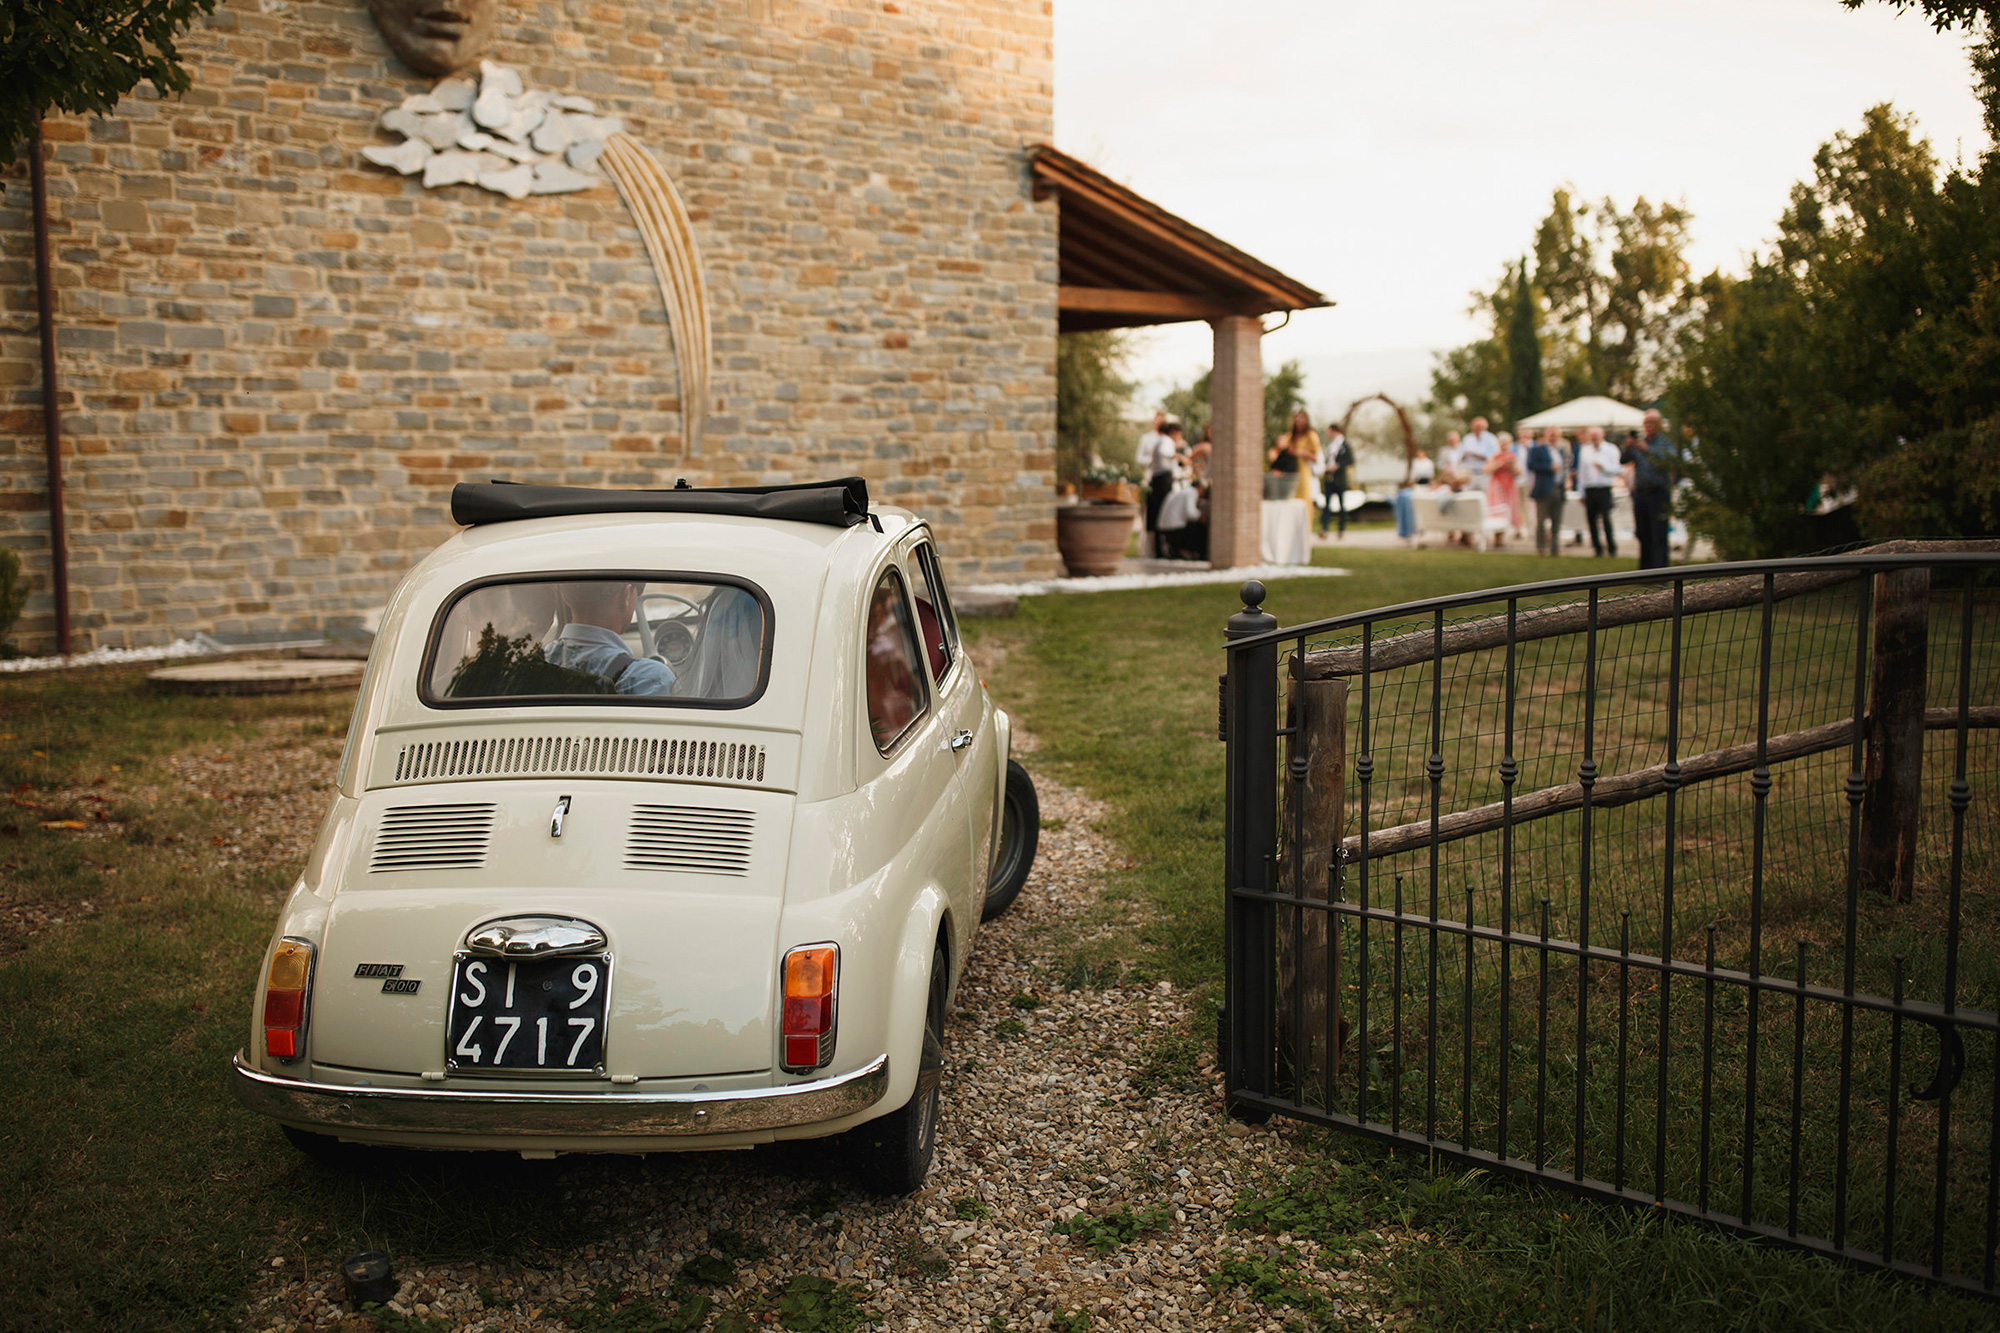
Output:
[{"xmin": 451, "ymin": 477, "xmax": 871, "ymax": 529}]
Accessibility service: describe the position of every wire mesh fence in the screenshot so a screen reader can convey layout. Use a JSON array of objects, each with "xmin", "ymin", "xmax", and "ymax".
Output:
[{"xmin": 1221, "ymin": 550, "xmax": 2000, "ymax": 1296}]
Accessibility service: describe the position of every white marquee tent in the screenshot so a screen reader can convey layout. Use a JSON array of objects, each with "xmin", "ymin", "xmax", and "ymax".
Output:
[{"xmin": 1513, "ymin": 395, "xmax": 1647, "ymax": 431}]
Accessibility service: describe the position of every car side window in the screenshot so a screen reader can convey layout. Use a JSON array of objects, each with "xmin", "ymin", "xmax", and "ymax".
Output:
[
  {"xmin": 865, "ymin": 567, "xmax": 930, "ymax": 752},
  {"xmin": 907, "ymin": 541, "xmax": 959, "ymax": 685}
]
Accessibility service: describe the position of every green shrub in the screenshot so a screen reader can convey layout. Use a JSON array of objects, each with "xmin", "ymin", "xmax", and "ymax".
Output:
[{"xmin": 0, "ymin": 546, "xmax": 26, "ymax": 650}]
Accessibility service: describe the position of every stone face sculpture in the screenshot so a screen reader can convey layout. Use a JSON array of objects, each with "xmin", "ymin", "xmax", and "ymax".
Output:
[
  {"xmin": 362, "ymin": 61, "xmax": 620, "ymax": 198},
  {"xmin": 367, "ymin": 0, "xmax": 498, "ymax": 76}
]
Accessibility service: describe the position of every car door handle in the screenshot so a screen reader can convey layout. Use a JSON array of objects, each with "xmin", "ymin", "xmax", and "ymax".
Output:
[{"xmin": 948, "ymin": 729, "xmax": 974, "ymax": 752}]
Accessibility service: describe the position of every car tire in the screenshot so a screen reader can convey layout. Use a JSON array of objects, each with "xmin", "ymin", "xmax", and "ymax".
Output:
[
  {"xmin": 849, "ymin": 944, "xmax": 947, "ymax": 1196},
  {"xmin": 981, "ymin": 760, "xmax": 1038, "ymax": 922}
]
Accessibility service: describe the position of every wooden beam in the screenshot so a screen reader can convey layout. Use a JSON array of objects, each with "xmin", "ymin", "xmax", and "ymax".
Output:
[
  {"xmin": 1058, "ymin": 285, "xmax": 1264, "ymax": 319},
  {"xmin": 1037, "ymin": 157, "xmax": 1323, "ymax": 309},
  {"xmin": 1343, "ymin": 706, "xmax": 2000, "ymax": 862},
  {"xmin": 1300, "ymin": 539, "xmax": 2000, "ymax": 680}
]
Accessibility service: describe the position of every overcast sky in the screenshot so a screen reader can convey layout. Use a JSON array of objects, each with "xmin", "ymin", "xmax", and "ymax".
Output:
[{"xmin": 1054, "ymin": 0, "xmax": 1992, "ymax": 408}]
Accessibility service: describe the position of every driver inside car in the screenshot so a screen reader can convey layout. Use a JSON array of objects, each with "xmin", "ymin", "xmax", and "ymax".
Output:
[{"xmin": 543, "ymin": 580, "xmax": 676, "ymax": 696}]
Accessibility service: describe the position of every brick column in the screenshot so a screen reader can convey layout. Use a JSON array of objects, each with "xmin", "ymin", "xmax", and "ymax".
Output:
[{"xmin": 1208, "ymin": 314, "xmax": 1264, "ymax": 568}]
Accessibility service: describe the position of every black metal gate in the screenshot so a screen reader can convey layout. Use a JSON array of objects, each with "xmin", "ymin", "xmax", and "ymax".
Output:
[{"xmin": 1221, "ymin": 549, "xmax": 2000, "ymax": 1295}]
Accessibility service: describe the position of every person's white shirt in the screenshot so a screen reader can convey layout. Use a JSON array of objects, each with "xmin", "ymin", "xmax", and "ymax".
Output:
[
  {"xmin": 1578, "ymin": 441, "xmax": 1624, "ymax": 490},
  {"xmin": 1459, "ymin": 430, "xmax": 1499, "ymax": 489},
  {"xmin": 1409, "ymin": 456, "xmax": 1436, "ymax": 485},
  {"xmin": 1157, "ymin": 481, "xmax": 1201, "ymax": 531},
  {"xmin": 1144, "ymin": 434, "xmax": 1180, "ymax": 478},
  {"xmin": 1136, "ymin": 427, "xmax": 1166, "ymax": 468},
  {"xmin": 1439, "ymin": 443, "xmax": 1461, "ymax": 477}
]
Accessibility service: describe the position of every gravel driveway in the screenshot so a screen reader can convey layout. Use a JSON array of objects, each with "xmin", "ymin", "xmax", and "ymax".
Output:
[{"xmin": 193, "ymin": 721, "xmax": 1392, "ymax": 1332}]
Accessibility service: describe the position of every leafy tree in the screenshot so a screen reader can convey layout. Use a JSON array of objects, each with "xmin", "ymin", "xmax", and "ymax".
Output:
[
  {"xmin": 1, "ymin": 0, "xmax": 218, "ymax": 167},
  {"xmin": 1428, "ymin": 262, "xmax": 1520, "ymax": 420},
  {"xmin": 1505, "ymin": 264, "xmax": 1544, "ymax": 423},
  {"xmin": 1673, "ymin": 102, "xmax": 2000, "ymax": 554},
  {"xmin": 1263, "ymin": 359, "xmax": 1307, "ymax": 445},
  {"xmin": 1161, "ymin": 371, "xmax": 1211, "ymax": 437},
  {"xmin": 1431, "ymin": 191, "xmax": 1693, "ymax": 417},
  {"xmin": 1159, "ymin": 359, "xmax": 1311, "ymax": 446},
  {"xmin": 1841, "ymin": 1, "xmax": 2000, "ymax": 140},
  {"xmin": 1056, "ymin": 330, "xmax": 1137, "ymax": 486}
]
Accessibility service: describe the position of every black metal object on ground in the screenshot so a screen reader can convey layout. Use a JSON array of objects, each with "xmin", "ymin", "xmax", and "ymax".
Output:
[{"xmin": 1219, "ymin": 550, "xmax": 2000, "ymax": 1297}]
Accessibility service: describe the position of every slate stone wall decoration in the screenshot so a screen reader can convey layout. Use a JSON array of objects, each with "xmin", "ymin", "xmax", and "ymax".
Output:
[{"xmin": 361, "ymin": 61, "xmax": 615, "ymax": 200}]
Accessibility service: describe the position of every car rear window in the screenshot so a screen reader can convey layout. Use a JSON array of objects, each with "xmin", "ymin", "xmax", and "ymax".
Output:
[{"xmin": 423, "ymin": 575, "xmax": 770, "ymax": 707}]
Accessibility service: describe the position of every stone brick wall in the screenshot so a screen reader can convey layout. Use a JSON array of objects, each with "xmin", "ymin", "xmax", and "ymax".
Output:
[{"xmin": 0, "ymin": 0, "xmax": 1057, "ymax": 652}]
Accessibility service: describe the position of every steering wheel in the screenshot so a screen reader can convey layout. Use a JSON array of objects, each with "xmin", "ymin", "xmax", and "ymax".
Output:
[{"xmin": 637, "ymin": 591, "xmax": 702, "ymax": 665}]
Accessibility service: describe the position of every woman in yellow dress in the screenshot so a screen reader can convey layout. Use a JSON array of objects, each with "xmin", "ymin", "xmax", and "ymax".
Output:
[{"xmin": 1266, "ymin": 410, "xmax": 1320, "ymax": 502}]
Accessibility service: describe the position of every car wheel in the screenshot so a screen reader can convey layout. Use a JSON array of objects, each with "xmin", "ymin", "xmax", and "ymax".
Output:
[
  {"xmin": 981, "ymin": 760, "xmax": 1039, "ymax": 922},
  {"xmin": 850, "ymin": 944, "xmax": 947, "ymax": 1196}
]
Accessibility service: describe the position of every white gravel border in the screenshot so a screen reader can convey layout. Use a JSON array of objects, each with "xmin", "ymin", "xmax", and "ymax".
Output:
[
  {"xmin": 0, "ymin": 637, "xmax": 213, "ymax": 674},
  {"xmin": 967, "ymin": 564, "xmax": 1348, "ymax": 598}
]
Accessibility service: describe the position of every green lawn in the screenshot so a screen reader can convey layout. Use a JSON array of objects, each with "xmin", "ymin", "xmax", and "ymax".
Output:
[
  {"xmin": 3, "ymin": 544, "xmax": 1993, "ymax": 1331},
  {"xmin": 963, "ymin": 545, "xmax": 2000, "ymax": 1332},
  {"xmin": 0, "ymin": 671, "xmax": 661, "ymax": 1331}
]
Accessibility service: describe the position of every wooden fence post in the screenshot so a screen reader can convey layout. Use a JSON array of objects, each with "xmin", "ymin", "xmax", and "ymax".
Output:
[
  {"xmin": 1277, "ymin": 674, "xmax": 1348, "ymax": 1101},
  {"xmin": 1863, "ymin": 568, "xmax": 1929, "ymax": 902}
]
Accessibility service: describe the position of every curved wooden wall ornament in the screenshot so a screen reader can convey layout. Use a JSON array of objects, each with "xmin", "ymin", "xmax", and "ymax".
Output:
[{"xmin": 599, "ymin": 133, "xmax": 712, "ymax": 457}]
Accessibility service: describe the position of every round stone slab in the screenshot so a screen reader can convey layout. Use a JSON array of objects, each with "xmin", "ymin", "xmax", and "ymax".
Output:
[{"xmin": 148, "ymin": 658, "xmax": 365, "ymax": 695}]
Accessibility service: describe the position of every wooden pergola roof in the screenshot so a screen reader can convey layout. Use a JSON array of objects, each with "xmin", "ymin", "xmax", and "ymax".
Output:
[{"xmin": 1029, "ymin": 144, "xmax": 1330, "ymax": 333}]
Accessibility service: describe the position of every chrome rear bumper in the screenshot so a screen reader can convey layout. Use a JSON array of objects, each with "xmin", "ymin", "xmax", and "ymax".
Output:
[{"xmin": 231, "ymin": 1052, "xmax": 889, "ymax": 1139}]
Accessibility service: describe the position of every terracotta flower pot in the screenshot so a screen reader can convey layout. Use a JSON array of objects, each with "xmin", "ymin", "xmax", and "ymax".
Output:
[
  {"xmin": 1055, "ymin": 501, "xmax": 1138, "ymax": 577},
  {"xmin": 1078, "ymin": 480, "xmax": 1137, "ymax": 505}
]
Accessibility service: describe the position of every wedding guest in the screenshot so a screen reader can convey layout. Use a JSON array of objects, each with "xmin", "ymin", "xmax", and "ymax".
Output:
[
  {"xmin": 1577, "ymin": 426, "xmax": 1622, "ymax": 557},
  {"xmin": 1267, "ymin": 410, "xmax": 1319, "ymax": 502},
  {"xmin": 1628, "ymin": 409, "xmax": 1683, "ymax": 569},
  {"xmin": 1321, "ymin": 424, "xmax": 1355, "ymax": 537},
  {"xmin": 1527, "ymin": 429, "xmax": 1564, "ymax": 556},
  {"xmin": 1394, "ymin": 448, "xmax": 1436, "ymax": 542},
  {"xmin": 1460, "ymin": 416, "xmax": 1499, "ymax": 495},
  {"xmin": 1141, "ymin": 419, "xmax": 1183, "ymax": 557},
  {"xmin": 1135, "ymin": 410, "xmax": 1167, "ymax": 468},
  {"xmin": 1485, "ymin": 431, "xmax": 1522, "ymax": 547},
  {"xmin": 1156, "ymin": 476, "xmax": 1207, "ymax": 560}
]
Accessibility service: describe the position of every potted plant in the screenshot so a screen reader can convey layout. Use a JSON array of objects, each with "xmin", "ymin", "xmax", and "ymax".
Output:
[
  {"xmin": 1077, "ymin": 458, "xmax": 1139, "ymax": 505},
  {"xmin": 1056, "ymin": 456, "xmax": 1140, "ymax": 577}
]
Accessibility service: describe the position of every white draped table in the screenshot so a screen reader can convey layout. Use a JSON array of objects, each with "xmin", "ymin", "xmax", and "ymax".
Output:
[{"xmin": 1260, "ymin": 499, "xmax": 1312, "ymax": 565}]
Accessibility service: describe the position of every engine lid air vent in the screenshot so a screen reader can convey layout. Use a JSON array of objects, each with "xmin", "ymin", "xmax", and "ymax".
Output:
[
  {"xmin": 390, "ymin": 734, "xmax": 768, "ymax": 786},
  {"xmin": 625, "ymin": 805, "xmax": 754, "ymax": 876},
  {"xmin": 369, "ymin": 802, "xmax": 497, "ymax": 873}
]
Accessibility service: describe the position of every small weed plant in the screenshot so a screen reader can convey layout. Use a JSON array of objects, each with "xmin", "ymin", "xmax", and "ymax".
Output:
[{"xmin": 1053, "ymin": 1204, "xmax": 1172, "ymax": 1254}]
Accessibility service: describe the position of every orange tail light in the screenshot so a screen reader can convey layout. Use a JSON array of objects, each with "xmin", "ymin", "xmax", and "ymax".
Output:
[
  {"xmin": 782, "ymin": 943, "xmax": 839, "ymax": 1074},
  {"xmin": 263, "ymin": 938, "xmax": 315, "ymax": 1063}
]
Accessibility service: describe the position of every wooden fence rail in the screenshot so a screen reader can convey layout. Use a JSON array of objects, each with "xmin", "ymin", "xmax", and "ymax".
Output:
[
  {"xmin": 1339, "ymin": 706, "xmax": 2000, "ymax": 862},
  {"xmin": 1297, "ymin": 539, "xmax": 1997, "ymax": 681}
]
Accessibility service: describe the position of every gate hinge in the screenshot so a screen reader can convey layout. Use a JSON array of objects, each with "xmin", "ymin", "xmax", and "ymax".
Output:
[{"xmin": 1217, "ymin": 673, "xmax": 1228, "ymax": 742}]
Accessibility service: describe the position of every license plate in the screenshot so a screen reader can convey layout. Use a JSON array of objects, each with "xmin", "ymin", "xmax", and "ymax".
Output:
[{"xmin": 446, "ymin": 954, "xmax": 610, "ymax": 1074}]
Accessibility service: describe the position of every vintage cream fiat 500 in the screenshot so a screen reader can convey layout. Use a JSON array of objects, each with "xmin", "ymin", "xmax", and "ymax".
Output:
[{"xmin": 231, "ymin": 478, "xmax": 1038, "ymax": 1193}]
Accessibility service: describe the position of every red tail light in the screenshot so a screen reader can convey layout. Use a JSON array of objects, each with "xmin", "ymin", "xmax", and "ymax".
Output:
[
  {"xmin": 782, "ymin": 943, "xmax": 838, "ymax": 1074},
  {"xmin": 263, "ymin": 938, "xmax": 315, "ymax": 1063}
]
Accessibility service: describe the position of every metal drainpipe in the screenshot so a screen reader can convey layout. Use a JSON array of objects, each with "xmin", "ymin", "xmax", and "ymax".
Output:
[{"xmin": 28, "ymin": 114, "xmax": 71, "ymax": 654}]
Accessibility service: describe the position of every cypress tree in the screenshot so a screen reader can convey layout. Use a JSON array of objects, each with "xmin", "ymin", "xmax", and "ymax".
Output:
[{"xmin": 1506, "ymin": 263, "xmax": 1544, "ymax": 425}]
